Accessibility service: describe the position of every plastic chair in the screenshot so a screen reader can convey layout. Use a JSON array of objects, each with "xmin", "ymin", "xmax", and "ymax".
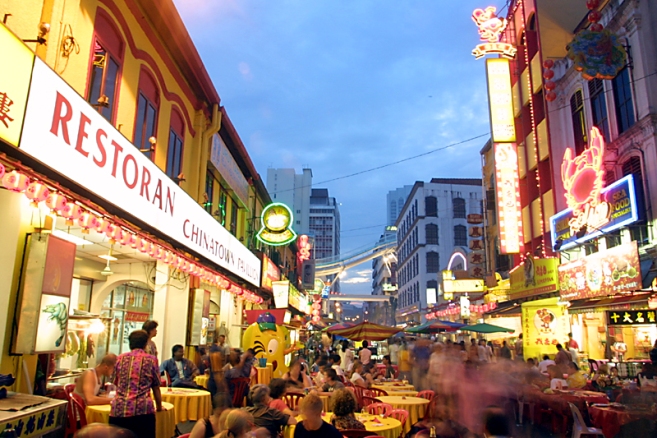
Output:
[
  {"xmin": 283, "ymin": 393, "xmax": 304, "ymax": 410},
  {"xmin": 416, "ymin": 390, "xmax": 435, "ymax": 402},
  {"xmin": 344, "ymin": 380, "xmax": 355, "ymax": 387},
  {"xmin": 230, "ymin": 377, "xmax": 251, "ymax": 407},
  {"xmin": 64, "ymin": 383, "xmax": 75, "ymax": 396},
  {"xmin": 361, "ymin": 396, "xmax": 381, "ymax": 407},
  {"xmin": 178, "ymin": 434, "xmax": 190, "ymax": 438},
  {"xmin": 389, "ymin": 408, "xmax": 409, "ymax": 437},
  {"xmin": 353, "ymin": 386, "xmax": 366, "ymax": 407},
  {"xmin": 367, "ymin": 402, "xmax": 393, "ymax": 416},
  {"xmin": 367, "ymin": 387, "xmax": 388, "ymax": 398},
  {"xmin": 341, "ymin": 430, "xmax": 374, "ymax": 438},
  {"xmin": 568, "ymin": 402, "xmax": 604, "ymax": 438}
]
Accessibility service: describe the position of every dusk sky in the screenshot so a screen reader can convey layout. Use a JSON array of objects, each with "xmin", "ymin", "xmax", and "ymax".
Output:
[{"xmin": 172, "ymin": 1, "xmax": 504, "ymax": 294}]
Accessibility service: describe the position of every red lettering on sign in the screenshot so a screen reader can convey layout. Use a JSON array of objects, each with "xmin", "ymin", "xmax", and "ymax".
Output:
[
  {"xmin": 122, "ymin": 154, "xmax": 138, "ymax": 189},
  {"xmin": 75, "ymin": 113, "xmax": 91, "ymax": 158},
  {"xmin": 94, "ymin": 129, "xmax": 107, "ymax": 167},
  {"xmin": 140, "ymin": 166, "xmax": 151, "ymax": 201},
  {"xmin": 110, "ymin": 140, "xmax": 123, "ymax": 177},
  {"xmin": 50, "ymin": 92, "xmax": 72, "ymax": 145}
]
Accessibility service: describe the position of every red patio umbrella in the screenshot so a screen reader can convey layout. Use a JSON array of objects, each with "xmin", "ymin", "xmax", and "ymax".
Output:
[
  {"xmin": 325, "ymin": 322, "xmax": 356, "ymax": 333},
  {"xmin": 327, "ymin": 321, "xmax": 401, "ymax": 341}
]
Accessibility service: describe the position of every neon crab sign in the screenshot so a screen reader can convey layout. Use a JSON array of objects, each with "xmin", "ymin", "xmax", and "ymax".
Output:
[
  {"xmin": 562, "ymin": 126, "xmax": 609, "ymax": 233},
  {"xmin": 550, "ymin": 126, "xmax": 639, "ymax": 250}
]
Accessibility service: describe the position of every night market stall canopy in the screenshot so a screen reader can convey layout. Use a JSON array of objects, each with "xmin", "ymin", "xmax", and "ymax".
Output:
[
  {"xmin": 325, "ymin": 322, "xmax": 355, "ymax": 332},
  {"xmin": 461, "ymin": 323, "xmax": 515, "ymax": 334},
  {"xmin": 406, "ymin": 320, "xmax": 464, "ymax": 334},
  {"xmin": 327, "ymin": 321, "xmax": 402, "ymax": 341}
]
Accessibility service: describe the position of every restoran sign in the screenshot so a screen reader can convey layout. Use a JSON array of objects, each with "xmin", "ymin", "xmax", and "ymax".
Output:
[
  {"xmin": 494, "ymin": 143, "xmax": 524, "ymax": 253},
  {"xmin": 18, "ymin": 59, "xmax": 261, "ymax": 286}
]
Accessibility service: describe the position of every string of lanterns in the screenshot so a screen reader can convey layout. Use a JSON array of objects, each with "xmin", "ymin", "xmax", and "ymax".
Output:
[
  {"xmin": 0, "ymin": 163, "xmax": 262, "ymax": 304},
  {"xmin": 426, "ymin": 301, "xmax": 498, "ymax": 319}
]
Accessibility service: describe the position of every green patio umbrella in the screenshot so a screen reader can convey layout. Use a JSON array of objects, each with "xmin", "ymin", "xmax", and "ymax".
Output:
[
  {"xmin": 406, "ymin": 321, "xmax": 462, "ymax": 334},
  {"xmin": 461, "ymin": 323, "xmax": 515, "ymax": 334}
]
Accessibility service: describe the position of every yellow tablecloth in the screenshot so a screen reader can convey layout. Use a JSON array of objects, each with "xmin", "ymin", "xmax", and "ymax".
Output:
[
  {"xmin": 376, "ymin": 396, "xmax": 429, "ymax": 434},
  {"xmin": 253, "ymin": 365, "xmax": 273, "ymax": 386},
  {"xmin": 284, "ymin": 413, "xmax": 401, "ymax": 438},
  {"xmin": 379, "ymin": 390, "xmax": 417, "ymax": 397},
  {"xmin": 195, "ymin": 374, "xmax": 209, "ymax": 389},
  {"xmin": 372, "ymin": 383, "xmax": 416, "ymax": 392},
  {"xmin": 85, "ymin": 402, "xmax": 175, "ymax": 438},
  {"xmin": 160, "ymin": 388, "xmax": 212, "ymax": 423}
]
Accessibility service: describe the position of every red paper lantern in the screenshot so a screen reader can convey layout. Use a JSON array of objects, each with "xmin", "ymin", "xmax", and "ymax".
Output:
[
  {"xmin": 483, "ymin": 304, "xmax": 490, "ymax": 312},
  {"xmin": 542, "ymin": 59, "xmax": 554, "ymax": 69},
  {"xmin": 546, "ymin": 91, "xmax": 557, "ymax": 102},
  {"xmin": 590, "ymin": 23, "xmax": 603, "ymax": 32},
  {"xmin": 95, "ymin": 218, "xmax": 111, "ymax": 235},
  {"xmin": 588, "ymin": 10, "xmax": 601, "ymax": 23},
  {"xmin": 25, "ymin": 181, "xmax": 50, "ymax": 204},
  {"xmin": 62, "ymin": 203, "xmax": 83, "ymax": 225},
  {"xmin": 139, "ymin": 239, "xmax": 151, "ymax": 254},
  {"xmin": 0, "ymin": 163, "xmax": 5, "ymax": 180},
  {"xmin": 78, "ymin": 211, "xmax": 99, "ymax": 233},
  {"xmin": 2, "ymin": 171, "xmax": 29, "ymax": 192},
  {"xmin": 45, "ymin": 192, "xmax": 68, "ymax": 213},
  {"xmin": 543, "ymin": 69, "xmax": 554, "ymax": 79},
  {"xmin": 544, "ymin": 80, "xmax": 556, "ymax": 91},
  {"xmin": 586, "ymin": 0, "xmax": 600, "ymax": 9}
]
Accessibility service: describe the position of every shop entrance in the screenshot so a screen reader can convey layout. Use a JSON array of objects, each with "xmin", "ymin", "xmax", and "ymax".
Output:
[{"xmin": 97, "ymin": 281, "xmax": 154, "ymax": 356}]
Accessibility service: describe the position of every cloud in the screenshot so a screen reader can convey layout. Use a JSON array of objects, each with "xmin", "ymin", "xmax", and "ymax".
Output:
[{"xmin": 173, "ymin": 0, "xmax": 506, "ymax": 294}]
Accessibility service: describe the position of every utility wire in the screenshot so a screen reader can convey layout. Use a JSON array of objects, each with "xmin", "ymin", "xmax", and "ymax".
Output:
[{"xmin": 270, "ymin": 132, "xmax": 490, "ymax": 194}]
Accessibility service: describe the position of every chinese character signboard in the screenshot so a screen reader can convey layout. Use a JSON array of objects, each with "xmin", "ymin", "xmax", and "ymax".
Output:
[
  {"xmin": 260, "ymin": 254, "xmax": 281, "ymax": 292},
  {"xmin": 272, "ymin": 281, "xmax": 290, "ymax": 309},
  {"xmin": 559, "ymin": 241, "xmax": 641, "ymax": 300},
  {"xmin": 607, "ymin": 310, "xmax": 657, "ymax": 326},
  {"xmin": 0, "ymin": 22, "xmax": 34, "ymax": 147},
  {"xmin": 494, "ymin": 143, "xmax": 524, "ymax": 253},
  {"xmin": 551, "ymin": 174, "xmax": 638, "ymax": 250},
  {"xmin": 522, "ymin": 297, "xmax": 570, "ymax": 360},
  {"xmin": 471, "ymin": 7, "xmax": 517, "ymax": 59},
  {"xmin": 485, "ymin": 59, "xmax": 516, "ymax": 143},
  {"xmin": 210, "ymin": 134, "xmax": 250, "ymax": 207},
  {"xmin": 509, "ymin": 257, "xmax": 559, "ymax": 298}
]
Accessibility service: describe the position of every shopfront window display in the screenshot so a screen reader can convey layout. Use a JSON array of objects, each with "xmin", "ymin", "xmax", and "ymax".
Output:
[{"xmin": 98, "ymin": 282, "xmax": 154, "ymax": 356}]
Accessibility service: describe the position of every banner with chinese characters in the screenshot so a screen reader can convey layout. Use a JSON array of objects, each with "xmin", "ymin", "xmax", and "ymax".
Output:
[
  {"xmin": 509, "ymin": 257, "xmax": 559, "ymax": 298},
  {"xmin": 559, "ymin": 242, "xmax": 641, "ymax": 300},
  {"xmin": 607, "ymin": 310, "xmax": 657, "ymax": 326},
  {"xmin": 522, "ymin": 297, "xmax": 570, "ymax": 360},
  {"xmin": 494, "ymin": 142, "xmax": 524, "ymax": 254}
]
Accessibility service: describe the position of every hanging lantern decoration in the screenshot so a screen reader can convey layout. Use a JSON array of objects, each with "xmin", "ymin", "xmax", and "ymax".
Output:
[
  {"xmin": 139, "ymin": 239, "xmax": 151, "ymax": 254},
  {"xmin": 2, "ymin": 171, "xmax": 29, "ymax": 192},
  {"xmin": 25, "ymin": 181, "xmax": 50, "ymax": 205},
  {"xmin": 229, "ymin": 284, "xmax": 243, "ymax": 295},
  {"xmin": 0, "ymin": 163, "xmax": 5, "ymax": 180},
  {"xmin": 45, "ymin": 192, "xmax": 68, "ymax": 213},
  {"xmin": 95, "ymin": 217, "xmax": 111, "ymax": 235},
  {"xmin": 566, "ymin": 0, "xmax": 626, "ymax": 80},
  {"xmin": 78, "ymin": 211, "xmax": 99, "ymax": 233},
  {"xmin": 62, "ymin": 202, "xmax": 83, "ymax": 226},
  {"xmin": 543, "ymin": 60, "xmax": 557, "ymax": 102}
]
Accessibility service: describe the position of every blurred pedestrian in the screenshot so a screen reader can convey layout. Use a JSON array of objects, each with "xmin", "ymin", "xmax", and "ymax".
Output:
[
  {"xmin": 514, "ymin": 334, "xmax": 523, "ymax": 362},
  {"xmin": 499, "ymin": 341, "xmax": 512, "ymax": 360}
]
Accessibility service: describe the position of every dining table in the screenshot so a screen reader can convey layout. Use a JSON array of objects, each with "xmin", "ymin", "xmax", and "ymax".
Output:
[
  {"xmin": 252, "ymin": 364, "xmax": 273, "ymax": 386},
  {"xmin": 159, "ymin": 387, "xmax": 212, "ymax": 423},
  {"xmin": 85, "ymin": 401, "xmax": 176, "ymax": 438},
  {"xmin": 194, "ymin": 374, "xmax": 209, "ymax": 389},
  {"xmin": 376, "ymin": 395, "xmax": 429, "ymax": 434},
  {"xmin": 372, "ymin": 382, "xmax": 416, "ymax": 392},
  {"xmin": 588, "ymin": 404, "xmax": 657, "ymax": 438},
  {"xmin": 284, "ymin": 412, "xmax": 402, "ymax": 438}
]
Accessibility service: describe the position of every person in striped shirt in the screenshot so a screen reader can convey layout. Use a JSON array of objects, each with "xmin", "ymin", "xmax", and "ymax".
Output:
[{"xmin": 110, "ymin": 330, "xmax": 163, "ymax": 438}]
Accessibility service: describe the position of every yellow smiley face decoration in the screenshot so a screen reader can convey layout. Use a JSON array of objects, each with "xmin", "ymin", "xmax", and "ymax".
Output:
[{"xmin": 242, "ymin": 311, "xmax": 302, "ymax": 378}]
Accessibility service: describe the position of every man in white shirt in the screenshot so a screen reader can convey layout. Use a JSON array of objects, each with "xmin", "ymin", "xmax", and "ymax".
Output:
[
  {"xmin": 331, "ymin": 354, "xmax": 345, "ymax": 377},
  {"xmin": 477, "ymin": 340, "xmax": 489, "ymax": 363},
  {"xmin": 359, "ymin": 340, "xmax": 372, "ymax": 365},
  {"xmin": 389, "ymin": 340, "xmax": 400, "ymax": 366},
  {"xmin": 538, "ymin": 355, "xmax": 556, "ymax": 375}
]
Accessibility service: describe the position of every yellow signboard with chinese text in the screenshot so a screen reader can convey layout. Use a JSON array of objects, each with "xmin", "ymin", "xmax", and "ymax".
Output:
[
  {"xmin": 509, "ymin": 258, "xmax": 559, "ymax": 298},
  {"xmin": 486, "ymin": 58, "xmax": 516, "ymax": 143},
  {"xmin": 0, "ymin": 22, "xmax": 34, "ymax": 147},
  {"xmin": 522, "ymin": 297, "xmax": 570, "ymax": 360}
]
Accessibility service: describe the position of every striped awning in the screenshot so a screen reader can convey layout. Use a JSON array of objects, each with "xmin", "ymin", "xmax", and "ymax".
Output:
[{"xmin": 327, "ymin": 321, "xmax": 401, "ymax": 341}]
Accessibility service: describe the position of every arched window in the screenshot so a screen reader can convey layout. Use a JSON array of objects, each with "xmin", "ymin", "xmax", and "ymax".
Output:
[
  {"xmin": 612, "ymin": 67, "xmax": 636, "ymax": 134},
  {"xmin": 589, "ymin": 79, "xmax": 609, "ymax": 141},
  {"xmin": 571, "ymin": 90, "xmax": 587, "ymax": 155},
  {"xmin": 453, "ymin": 197, "xmax": 466, "ymax": 218},
  {"xmin": 426, "ymin": 224, "xmax": 438, "ymax": 245},
  {"xmin": 425, "ymin": 196, "xmax": 437, "ymax": 217},
  {"xmin": 166, "ymin": 107, "xmax": 185, "ymax": 178},
  {"xmin": 454, "ymin": 225, "xmax": 467, "ymax": 246},
  {"xmin": 88, "ymin": 10, "xmax": 125, "ymax": 122},
  {"xmin": 134, "ymin": 68, "xmax": 160, "ymax": 161},
  {"xmin": 426, "ymin": 252, "xmax": 440, "ymax": 273}
]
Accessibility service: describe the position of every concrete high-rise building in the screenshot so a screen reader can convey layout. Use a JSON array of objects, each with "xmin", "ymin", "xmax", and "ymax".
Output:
[
  {"xmin": 387, "ymin": 186, "xmax": 414, "ymax": 227},
  {"xmin": 395, "ymin": 178, "xmax": 483, "ymax": 325},
  {"xmin": 309, "ymin": 189, "xmax": 341, "ymax": 259},
  {"xmin": 266, "ymin": 168, "xmax": 313, "ymax": 234}
]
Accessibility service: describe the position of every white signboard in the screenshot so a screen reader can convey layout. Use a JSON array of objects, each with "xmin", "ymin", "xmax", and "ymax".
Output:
[
  {"xmin": 210, "ymin": 134, "xmax": 250, "ymax": 207},
  {"xmin": 20, "ymin": 60, "xmax": 261, "ymax": 285},
  {"xmin": 272, "ymin": 281, "xmax": 290, "ymax": 309}
]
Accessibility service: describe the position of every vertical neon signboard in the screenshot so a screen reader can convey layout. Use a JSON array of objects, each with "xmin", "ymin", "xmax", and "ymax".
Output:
[
  {"xmin": 495, "ymin": 142, "xmax": 524, "ymax": 254},
  {"xmin": 486, "ymin": 58, "xmax": 516, "ymax": 143}
]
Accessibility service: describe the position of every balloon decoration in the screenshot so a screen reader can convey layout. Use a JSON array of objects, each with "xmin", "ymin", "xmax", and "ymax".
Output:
[{"xmin": 566, "ymin": 0, "xmax": 626, "ymax": 80}]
